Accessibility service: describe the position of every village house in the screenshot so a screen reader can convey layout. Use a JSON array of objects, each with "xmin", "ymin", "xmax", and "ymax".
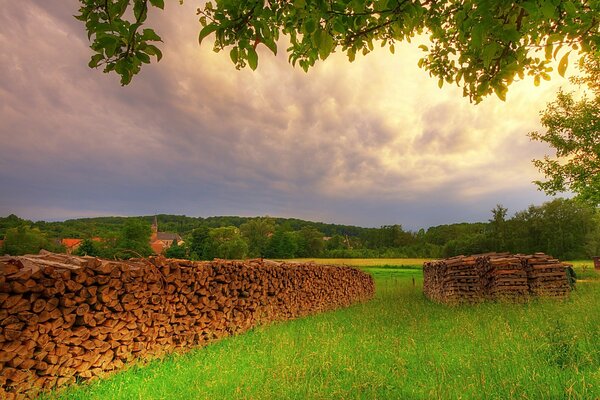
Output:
[
  {"xmin": 61, "ymin": 238, "xmax": 83, "ymax": 254},
  {"xmin": 150, "ymin": 216, "xmax": 184, "ymax": 255},
  {"xmin": 61, "ymin": 237, "xmax": 102, "ymax": 254}
]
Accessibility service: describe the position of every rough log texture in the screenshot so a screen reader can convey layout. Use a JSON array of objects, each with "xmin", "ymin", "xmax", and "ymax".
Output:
[
  {"xmin": 423, "ymin": 252, "xmax": 570, "ymax": 304},
  {"xmin": 0, "ymin": 253, "xmax": 374, "ymax": 399}
]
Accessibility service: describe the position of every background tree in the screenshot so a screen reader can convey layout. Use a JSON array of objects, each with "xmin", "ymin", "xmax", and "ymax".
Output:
[
  {"xmin": 113, "ymin": 219, "xmax": 153, "ymax": 259},
  {"xmin": 77, "ymin": 1, "xmax": 599, "ymax": 102},
  {"xmin": 240, "ymin": 217, "xmax": 275, "ymax": 257},
  {"xmin": 74, "ymin": 238, "xmax": 100, "ymax": 257},
  {"xmin": 584, "ymin": 210, "xmax": 600, "ymax": 257},
  {"xmin": 189, "ymin": 226, "xmax": 210, "ymax": 260},
  {"xmin": 204, "ymin": 226, "xmax": 248, "ymax": 260},
  {"xmin": 2, "ymin": 226, "xmax": 58, "ymax": 256},
  {"xmin": 0, "ymin": 214, "xmax": 32, "ymax": 237},
  {"xmin": 165, "ymin": 240, "xmax": 187, "ymax": 259},
  {"xmin": 295, "ymin": 226, "xmax": 325, "ymax": 257},
  {"xmin": 529, "ymin": 53, "xmax": 600, "ymax": 205},
  {"xmin": 488, "ymin": 204, "xmax": 508, "ymax": 251},
  {"xmin": 266, "ymin": 228, "xmax": 298, "ymax": 259}
]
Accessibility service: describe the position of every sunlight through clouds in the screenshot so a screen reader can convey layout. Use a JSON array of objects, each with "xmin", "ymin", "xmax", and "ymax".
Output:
[{"xmin": 0, "ymin": 1, "xmax": 581, "ymax": 227}]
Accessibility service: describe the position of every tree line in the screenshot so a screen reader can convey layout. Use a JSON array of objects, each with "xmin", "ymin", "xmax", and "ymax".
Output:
[{"xmin": 1, "ymin": 198, "xmax": 599, "ymax": 260}]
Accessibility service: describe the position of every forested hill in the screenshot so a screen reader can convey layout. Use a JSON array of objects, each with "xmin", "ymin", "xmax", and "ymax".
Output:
[
  {"xmin": 0, "ymin": 214, "xmax": 366, "ymax": 239},
  {"xmin": 1, "ymin": 197, "xmax": 599, "ymax": 260}
]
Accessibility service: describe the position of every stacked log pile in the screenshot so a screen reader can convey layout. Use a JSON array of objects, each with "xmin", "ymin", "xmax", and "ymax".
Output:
[
  {"xmin": 423, "ymin": 256, "xmax": 482, "ymax": 304},
  {"xmin": 0, "ymin": 253, "xmax": 374, "ymax": 399},
  {"xmin": 520, "ymin": 253, "xmax": 570, "ymax": 297},
  {"xmin": 423, "ymin": 252, "xmax": 570, "ymax": 304},
  {"xmin": 478, "ymin": 254, "xmax": 529, "ymax": 301}
]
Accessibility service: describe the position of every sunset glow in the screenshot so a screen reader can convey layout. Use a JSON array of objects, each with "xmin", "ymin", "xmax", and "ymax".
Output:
[{"xmin": 0, "ymin": 1, "xmax": 582, "ymax": 228}]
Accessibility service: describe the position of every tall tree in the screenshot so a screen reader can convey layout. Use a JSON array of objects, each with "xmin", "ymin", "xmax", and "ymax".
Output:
[
  {"xmin": 76, "ymin": 1, "xmax": 599, "ymax": 102},
  {"xmin": 295, "ymin": 226, "xmax": 325, "ymax": 257},
  {"xmin": 2, "ymin": 226, "xmax": 56, "ymax": 256},
  {"xmin": 488, "ymin": 204, "xmax": 508, "ymax": 251},
  {"xmin": 266, "ymin": 228, "xmax": 298, "ymax": 259},
  {"xmin": 113, "ymin": 219, "xmax": 153, "ymax": 259},
  {"xmin": 240, "ymin": 217, "xmax": 275, "ymax": 257},
  {"xmin": 529, "ymin": 53, "xmax": 600, "ymax": 205},
  {"xmin": 204, "ymin": 226, "xmax": 248, "ymax": 259},
  {"xmin": 74, "ymin": 238, "xmax": 100, "ymax": 257},
  {"xmin": 189, "ymin": 226, "xmax": 210, "ymax": 260},
  {"xmin": 165, "ymin": 240, "xmax": 187, "ymax": 259}
]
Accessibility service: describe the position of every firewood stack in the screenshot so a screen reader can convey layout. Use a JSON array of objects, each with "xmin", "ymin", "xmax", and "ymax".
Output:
[
  {"xmin": 0, "ymin": 253, "xmax": 374, "ymax": 399},
  {"xmin": 478, "ymin": 254, "xmax": 529, "ymax": 301},
  {"xmin": 422, "ymin": 260, "xmax": 445, "ymax": 303},
  {"xmin": 423, "ymin": 252, "xmax": 570, "ymax": 305},
  {"xmin": 519, "ymin": 253, "xmax": 570, "ymax": 297},
  {"xmin": 423, "ymin": 256, "xmax": 483, "ymax": 304}
]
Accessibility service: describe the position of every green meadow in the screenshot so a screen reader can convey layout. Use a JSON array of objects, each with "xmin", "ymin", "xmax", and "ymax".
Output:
[{"xmin": 47, "ymin": 262, "xmax": 600, "ymax": 400}]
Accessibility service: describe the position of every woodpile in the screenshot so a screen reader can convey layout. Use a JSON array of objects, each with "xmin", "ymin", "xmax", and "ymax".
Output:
[
  {"xmin": 521, "ymin": 253, "xmax": 571, "ymax": 297},
  {"xmin": 479, "ymin": 253, "xmax": 529, "ymax": 301},
  {"xmin": 423, "ymin": 252, "xmax": 570, "ymax": 304},
  {"xmin": 0, "ymin": 253, "xmax": 374, "ymax": 399},
  {"xmin": 423, "ymin": 256, "xmax": 482, "ymax": 304}
]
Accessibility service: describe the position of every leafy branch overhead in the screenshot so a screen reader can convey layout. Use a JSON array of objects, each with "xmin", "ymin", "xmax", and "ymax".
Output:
[
  {"xmin": 529, "ymin": 54, "xmax": 600, "ymax": 205},
  {"xmin": 77, "ymin": 0, "xmax": 599, "ymax": 101}
]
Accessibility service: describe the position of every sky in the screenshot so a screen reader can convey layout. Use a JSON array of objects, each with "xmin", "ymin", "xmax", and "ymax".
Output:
[{"xmin": 0, "ymin": 1, "xmax": 579, "ymax": 230}]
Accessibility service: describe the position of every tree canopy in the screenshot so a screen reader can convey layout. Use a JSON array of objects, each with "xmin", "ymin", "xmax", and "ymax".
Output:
[
  {"xmin": 76, "ymin": 0, "xmax": 599, "ymax": 102},
  {"xmin": 529, "ymin": 53, "xmax": 600, "ymax": 205}
]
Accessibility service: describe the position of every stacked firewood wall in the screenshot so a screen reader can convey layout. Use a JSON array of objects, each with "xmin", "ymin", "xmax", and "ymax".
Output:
[
  {"xmin": 0, "ymin": 253, "xmax": 374, "ymax": 399},
  {"xmin": 479, "ymin": 253, "xmax": 529, "ymax": 300},
  {"xmin": 423, "ymin": 256, "xmax": 482, "ymax": 303},
  {"xmin": 521, "ymin": 253, "xmax": 571, "ymax": 297},
  {"xmin": 423, "ymin": 252, "xmax": 570, "ymax": 304}
]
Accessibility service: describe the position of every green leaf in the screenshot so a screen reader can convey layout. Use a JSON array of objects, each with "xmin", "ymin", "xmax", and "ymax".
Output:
[
  {"xmin": 318, "ymin": 33, "xmax": 334, "ymax": 60},
  {"xmin": 144, "ymin": 44, "xmax": 163, "ymax": 61},
  {"xmin": 493, "ymin": 85, "xmax": 507, "ymax": 101},
  {"xmin": 149, "ymin": 0, "xmax": 164, "ymax": 9},
  {"xmin": 230, "ymin": 47, "xmax": 239, "ymax": 64},
  {"xmin": 247, "ymin": 46, "xmax": 258, "ymax": 70},
  {"xmin": 303, "ymin": 18, "xmax": 317, "ymax": 34},
  {"xmin": 558, "ymin": 51, "xmax": 570, "ymax": 77},
  {"xmin": 137, "ymin": 51, "xmax": 151, "ymax": 64},
  {"xmin": 88, "ymin": 54, "xmax": 104, "ymax": 68},
  {"xmin": 198, "ymin": 24, "xmax": 218, "ymax": 45},
  {"xmin": 541, "ymin": 1, "xmax": 556, "ymax": 19},
  {"xmin": 471, "ymin": 24, "xmax": 484, "ymax": 48},
  {"xmin": 482, "ymin": 43, "xmax": 498, "ymax": 68},
  {"xmin": 142, "ymin": 29, "xmax": 162, "ymax": 42},
  {"xmin": 544, "ymin": 43, "xmax": 553, "ymax": 60},
  {"xmin": 263, "ymin": 38, "xmax": 277, "ymax": 55},
  {"xmin": 563, "ymin": 1, "xmax": 577, "ymax": 16}
]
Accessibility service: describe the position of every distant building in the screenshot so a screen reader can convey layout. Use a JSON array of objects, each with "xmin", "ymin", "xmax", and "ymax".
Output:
[
  {"xmin": 150, "ymin": 216, "xmax": 184, "ymax": 255},
  {"xmin": 61, "ymin": 238, "xmax": 83, "ymax": 254},
  {"xmin": 61, "ymin": 237, "xmax": 101, "ymax": 254}
]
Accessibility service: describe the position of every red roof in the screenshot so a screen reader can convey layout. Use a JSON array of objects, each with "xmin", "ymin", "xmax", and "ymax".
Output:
[
  {"xmin": 151, "ymin": 241, "xmax": 166, "ymax": 255},
  {"xmin": 61, "ymin": 238, "xmax": 83, "ymax": 249}
]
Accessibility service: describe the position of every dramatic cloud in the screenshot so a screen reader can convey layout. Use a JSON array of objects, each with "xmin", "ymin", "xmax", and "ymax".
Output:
[{"xmin": 0, "ymin": 1, "xmax": 578, "ymax": 228}]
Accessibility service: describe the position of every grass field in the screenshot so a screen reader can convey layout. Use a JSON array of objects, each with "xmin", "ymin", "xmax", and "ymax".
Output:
[
  {"xmin": 46, "ymin": 263, "xmax": 600, "ymax": 400},
  {"xmin": 284, "ymin": 258, "xmax": 431, "ymax": 267}
]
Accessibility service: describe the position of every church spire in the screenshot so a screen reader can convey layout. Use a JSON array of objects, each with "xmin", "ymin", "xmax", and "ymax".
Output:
[{"xmin": 152, "ymin": 215, "xmax": 158, "ymax": 234}]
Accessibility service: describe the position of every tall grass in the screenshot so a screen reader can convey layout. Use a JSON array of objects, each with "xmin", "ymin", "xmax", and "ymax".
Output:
[
  {"xmin": 47, "ymin": 267, "xmax": 600, "ymax": 400},
  {"xmin": 284, "ymin": 258, "xmax": 432, "ymax": 267}
]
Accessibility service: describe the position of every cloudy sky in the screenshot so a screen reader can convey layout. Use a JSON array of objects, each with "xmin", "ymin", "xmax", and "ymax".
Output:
[{"xmin": 0, "ymin": 1, "xmax": 578, "ymax": 229}]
